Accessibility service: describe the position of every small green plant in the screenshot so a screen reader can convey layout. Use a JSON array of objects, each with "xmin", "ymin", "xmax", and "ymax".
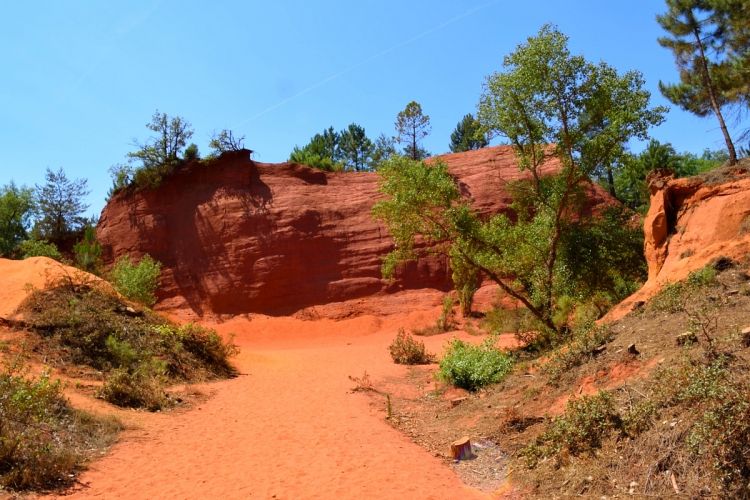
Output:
[
  {"xmin": 110, "ymin": 254, "xmax": 162, "ymax": 306},
  {"xmin": 436, "ymin": 295, "xmax": 456, "ymax": 332},
  {"xmin": 20, "ymin": 284, "xmax": 238, "ymax": 411},
  {"xmin": 388, "ymin": 328, "xmax": 434, "ymax": 365},
  {"xmin": 99, "ymin": 360, "xmax": 168, "ymax": 411},
  {"xmin": 438, "ymin": 336, "xmax": 514, "ymax": 391},
  {"xmin": 73, "ymin": 226, "xmax": 102, "ymax": 274},
  {"xmin": 649, "ymin": 264, "xmax": 718, "ymax": 313},
  {"xmin": 18, "ymin": 239, "xmax": 62, "ymax": 260},
  {"xmin": 522, "ymin": 391, "xmax": 622, "ymax": 467},
  {"xmin": 0, "ymin": 358, "xmax": 120, "ymax": 490}
]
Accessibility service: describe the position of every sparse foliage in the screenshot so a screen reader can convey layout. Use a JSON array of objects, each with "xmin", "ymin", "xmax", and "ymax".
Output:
[
  {"xmin": 395, "ymin": 101, "xmax": 431, "ymax": 160},
  {"xmin": 32, "ymin": 167, "xmax": 90, "ymax": 245},
  {"xmin": 128, "ymin": 110, "xmax": 194, "ymax": 170},
  {"xmin": 209, "ymin": 129, "xmax": 246, "ymax": 155},
  {"xmin": 657, "ymin": 0, "xmax": 744, "ymax": 164},
  {"xmin": 388, "ymin": 329, "xmax": 434, "ymax": 365},
  {"xmin": 73, "ymin": 225, "xmax": 102, "ymax": 274}
]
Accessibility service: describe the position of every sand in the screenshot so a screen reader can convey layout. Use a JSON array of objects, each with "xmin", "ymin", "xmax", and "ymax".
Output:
[{"xmin": 48, "ymin": 311, "xmax": 491, "ymax": 499}]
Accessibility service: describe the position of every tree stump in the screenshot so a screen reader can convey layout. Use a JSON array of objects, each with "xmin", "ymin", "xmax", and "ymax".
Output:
[{"xmin": 450, "ymin": 436, "xmax": 473, "ymax": 460}]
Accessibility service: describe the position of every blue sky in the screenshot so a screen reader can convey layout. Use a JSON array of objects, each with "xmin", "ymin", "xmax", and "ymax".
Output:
[{"xmin": 0, "ymin": 1, "xmax": 745, "ymax": 216}]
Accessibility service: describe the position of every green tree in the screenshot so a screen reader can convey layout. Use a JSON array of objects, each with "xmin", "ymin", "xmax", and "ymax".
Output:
[
  {"xmin": 32, "ymin": 167, "xmax": 90, "ymax": 244},
  {"xmin": 371, "ymin": 133, "xmax": 398, "ymax": 168},
  {"xmin": 183, "ymin": 143, "xmax": 200, "ymax": 161},
  {"xmin": 209, "ymin": 129, "xmax": 246, "ymax": 155},
  {"xmin": 289, "ymin": 127, "xmax": 344, "ymax": 171},
  {"xmin": 0, "ymin": 182, "xmax": 33, "ymax": 257},
  {"xmin": 73, "ymin": 225, "xmax": 102, "ymax": 274},
  {"xmin": 339, "ymin": 123, "xmax": 374, "ymax": 171},
  {"xmin": 449, "ymin": 113, "xmax": 488, "ymax": 153},
  {"xmin": 376, "ymin": 26, "xmax": 663, "ymax": 336},
  {"xmin": 657, "ymin": 0, "xmax": 741, "ymax": 164},
  {"xmin": 128, "ymin": 111, "xmax": 194, "ymax": 169},
  {"xmin": 395, "ymin": 101, "xmax": 431, "ymax": 160}
]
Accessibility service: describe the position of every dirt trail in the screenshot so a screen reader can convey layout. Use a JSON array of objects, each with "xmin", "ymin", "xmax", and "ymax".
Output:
[{"xmin": 51, "ymin": 311, "xmax": 490, "ymax": 499}]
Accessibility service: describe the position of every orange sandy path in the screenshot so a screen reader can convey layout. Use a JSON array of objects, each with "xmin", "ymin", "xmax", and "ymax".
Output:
[{"xmin": 50, "ymin": 312, "xmax": 491, "ymax": 499}]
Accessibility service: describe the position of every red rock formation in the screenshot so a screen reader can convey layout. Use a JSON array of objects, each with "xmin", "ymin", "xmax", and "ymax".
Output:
[
  {"xmin": 97, "ymin": 146, "xmax": 611, "ymax": 318},
  {"xmin": 606, "ymin": 165, "xmax": 750, "ymax": 320}
]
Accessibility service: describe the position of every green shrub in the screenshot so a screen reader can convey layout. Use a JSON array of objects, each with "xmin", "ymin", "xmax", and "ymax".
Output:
[
  {"xmin": 436, "ymin": 295, "xmax": 455, "ymax": 332},
  {"xmin": 522, "ymin": 391, "xmax": 622, "ymax": 467},
  {"xmin": 438, "ymin": 336, "xmax": 514, "ymax": 391},
  {"xmin": 110, "ymin": 254, "xmax": 162, "ymax": 306},
  {"xmin": 99, "ymin": 360, "xmax": 168, "ymax": 411},
  {"xmin": 649, "ymin": 264, "xmax": 718, "ymax": 313},
  {"xmin": 160, "ymin": 323, "xmax": 239, "ymax": 378},
  {"xmin": 20, "ymin": 284, "xmax": 238, "ymax": 410},
  {"xmin": 0, "ymin": 360, "xmax": 119, "ymax": 490},
  {"xmin": 388, "ymin": 328, "xmax": 434, "ymax": 365},
  {"xmin": 18, "ymin": 239, "xmax": 62, "ymax": 260},
  {"xmin": 73, "ymin": 226, "xmax": 102, "ymax": 274}
]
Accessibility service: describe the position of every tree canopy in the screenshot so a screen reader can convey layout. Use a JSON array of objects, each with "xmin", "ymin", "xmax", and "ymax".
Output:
[
  {"xmin": 395, "ymin": 101, "xmax": 431, "ymax": 160},
  {"xmin": 657, "ymin": 0, "xmax": 749, "ymax": 164},
  {"xmin": 0, "ymin": 182, "xmax": 33, "ymax": 257},
  {"xmin": 376, "ymin": 25, "xmax": 663, "ymax": 337},
  {"xmin": 32, "ymin": 167, "xmax": 90, "ymax": 245},
  {"xmin": 449, "ymin": 114, "xmax": 488, "ymax": 153}
]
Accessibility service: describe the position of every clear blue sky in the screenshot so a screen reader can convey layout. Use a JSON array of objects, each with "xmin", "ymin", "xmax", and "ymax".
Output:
[{"xmin": 0, "ymin": 1, "xmax": 745, "ymax": 217}]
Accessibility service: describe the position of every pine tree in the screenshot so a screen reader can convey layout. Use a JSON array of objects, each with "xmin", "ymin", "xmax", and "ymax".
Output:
[
  {"xmin": 449, "ymin": 114, "xmax": 488, "ymax": 152},
  {"xmin": 657, "ymin": 0, "xmax": 741, "ymax": 164},
  {"xmin": 339, "ymin": 123, "xmax": 374, "ymax": 171},
  {"xmin": 395, "ymin": 101, "xmax": 431, "ymax": 160}
]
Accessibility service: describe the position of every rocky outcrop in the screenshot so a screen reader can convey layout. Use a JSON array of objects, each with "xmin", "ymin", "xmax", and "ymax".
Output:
[
  {"xmin": 607, "ymin": 163, "xmax": 750, "ymax": 320},
  {"xmin": 97, "ymin": 146, "xmax": 611, "ymax": 318}
]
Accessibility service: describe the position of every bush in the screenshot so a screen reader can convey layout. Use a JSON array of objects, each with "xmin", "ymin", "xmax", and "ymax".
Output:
[
  {"xmin": 0, "ymin": 360, "xmax": 119, "ymax": 490},
  {"xmin": 438, "ymin": 336, "xmax": 514, "ymax": 391},
  {"xmin": 161, "ymin": 323, "xmax": 239, "ymax": 379},
  {"xmin": 649, "ymin": 263, "xmax": 718, "ymax": 313},
  {"xmin": 99, "ymin": 360, "xmax": 168, "ymax": 411},
  {"xmin": 522, "ymin": 391, "xmax": 622, "ymax": 467},
  {"xmin": 18, "ymin": 239, "xmax": 62, "ymax": 260},
  {"xmin": 388, "ymin": 328, "xmax": 434, "ymax": 365},
  {"xmin": 110, "ymin": 254, "xmax": 162, "ymax": 306},
  {"xmin": 19, "ymin": 284, "xmax": 238, "ymax": 410},
  {"xmin": 73, "ymin": 226, "xmax": 102, "ymax": 274}
]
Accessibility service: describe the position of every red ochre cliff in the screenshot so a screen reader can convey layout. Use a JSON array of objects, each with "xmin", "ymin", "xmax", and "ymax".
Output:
[{"xmin": 97, "ymin": 146, "xmax": 611, "ymax": 318}]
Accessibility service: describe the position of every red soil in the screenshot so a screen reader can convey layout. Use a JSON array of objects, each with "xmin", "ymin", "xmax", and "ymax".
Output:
[{"xmin": 38, "ymin": 302, "xmax": 492, "ymax": 499}]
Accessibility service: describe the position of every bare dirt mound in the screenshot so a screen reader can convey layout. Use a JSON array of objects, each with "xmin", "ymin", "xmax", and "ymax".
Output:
[
  {"xmin": 48, "ymin": 309, "xmax": 492, "ymax": 499},
  {"xmin": 0, "ymin": 257, "xmax": 113, "ymax": 320}
]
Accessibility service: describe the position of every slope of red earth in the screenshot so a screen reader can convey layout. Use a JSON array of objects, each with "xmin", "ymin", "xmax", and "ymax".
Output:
[
  {"xmin": 0, "ymin": 258, "xmax": 505, "ymax": 498},
  {"xmin": 607, "ymin": 164, "xmax": 750, "ymax": 320},
  {"xmin": 96, "ymin": 146, "xmax": 611, "ymax": 319}
]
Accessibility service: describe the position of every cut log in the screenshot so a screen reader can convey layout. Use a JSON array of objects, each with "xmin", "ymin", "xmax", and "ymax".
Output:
[{"xmin": 450, "ymin": 436, "xmax": 474, "ymax": 460}]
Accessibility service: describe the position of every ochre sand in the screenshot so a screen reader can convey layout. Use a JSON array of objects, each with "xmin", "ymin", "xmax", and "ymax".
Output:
[{"xmin": 48, "ymin": 312, "xmax": 493, "ymax": 499}]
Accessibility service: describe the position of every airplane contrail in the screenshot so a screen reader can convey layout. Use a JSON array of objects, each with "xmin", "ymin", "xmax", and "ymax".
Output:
[{"xmin": 234, "ymin": 1, "xmax": 499, "ymax": 127}]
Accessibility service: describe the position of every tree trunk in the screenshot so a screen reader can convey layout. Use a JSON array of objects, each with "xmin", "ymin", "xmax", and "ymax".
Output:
[
  {"xmin": 693, "ymin": 25, "xmax": 737, "ymax": 165},
  {"xmin": 607, "ymin": 165, "xmax": 616, "ymax": 197}
]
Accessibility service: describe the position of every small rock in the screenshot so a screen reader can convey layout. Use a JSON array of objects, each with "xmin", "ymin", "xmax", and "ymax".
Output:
[
  {"xmin": 627, "ymin": 343, "xmax": 639, "ymax": 356},
  {"xmin": 450, "ymin": 396, "xmax": 468, "ymax": 407},
  {"xmin": 628, "ymin": 480, "xmax": 638, "ymax": 495},
  {"xmin": 676, "ymin": 331, "xmax": 698, "ymax": 346},
  {"xmin": 742, "ymin": 327, "xmax": 750, "ymax": 347},
  {"xmin": 631, "ymin": 301, "xmax": 645, "ymax": 311},
  {"xmin": 592, "ymin": 344, "xmax": 607, "ymax": 355}
]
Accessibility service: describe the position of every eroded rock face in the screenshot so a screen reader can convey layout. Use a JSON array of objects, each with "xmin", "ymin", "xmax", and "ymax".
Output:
[
  {"xmin": 606, "ymin": 166, "xmax": 750, "ymax": 320},
  {"xmin": 97, "ymin": 147, "xmax": 610, "ymax": 318}
]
